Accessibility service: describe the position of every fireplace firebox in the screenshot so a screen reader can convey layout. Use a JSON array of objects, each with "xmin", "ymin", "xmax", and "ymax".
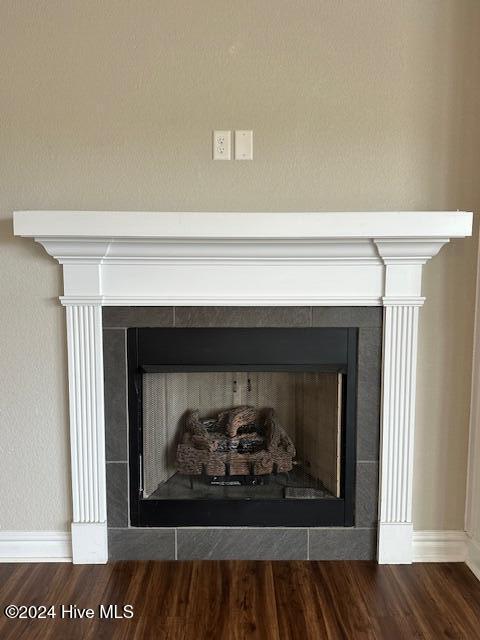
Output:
[{"xmin": 128, "ymin": 327, "xmax": 357, "ymax": 527}]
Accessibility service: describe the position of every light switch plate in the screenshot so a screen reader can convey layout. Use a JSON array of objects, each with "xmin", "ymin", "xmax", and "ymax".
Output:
[
  {"xmin": 213, "ymin": 131, "xmax": 231, "ymax": 160},
  {"xmin": 235, "ymin": 130, "xmax": 253, "ymax": 160}
]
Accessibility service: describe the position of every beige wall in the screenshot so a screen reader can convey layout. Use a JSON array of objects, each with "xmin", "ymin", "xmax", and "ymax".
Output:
[{"xmin": 1, "ymin": 0, "xmax": 479, "ymax": 531}]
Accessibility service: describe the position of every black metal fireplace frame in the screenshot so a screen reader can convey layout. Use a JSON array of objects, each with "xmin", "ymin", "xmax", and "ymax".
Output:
[{"xmin": 127, "ymin": 327, "xmax": 357, "ymax": 527}]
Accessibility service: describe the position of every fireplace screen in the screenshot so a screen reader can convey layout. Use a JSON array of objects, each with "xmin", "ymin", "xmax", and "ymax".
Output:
[
  {"xmin": 128, "ymin": 327, "xmax": 357, "ymax": 527},
  {"xmin": 143, "ymin": 371, "xmax": 343, "ymax": 500}
]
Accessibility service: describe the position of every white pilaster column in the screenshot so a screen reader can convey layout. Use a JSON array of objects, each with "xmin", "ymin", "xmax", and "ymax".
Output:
[
  {"xmin": 378, "ymin": 299, "xmax": 422, "ymax": 563},
  {"xmin": 65, "ymin": 304, "xmax": 107, "ymax": 564}
]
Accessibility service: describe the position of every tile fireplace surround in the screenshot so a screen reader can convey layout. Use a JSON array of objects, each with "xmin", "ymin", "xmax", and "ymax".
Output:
[
  {"xmin": 13, "ymin": 210, "xmax": 473, "ymax": 564},
  {"xmin": 103, "ymin": 305, "xmax": 381, "ymax": 561}
]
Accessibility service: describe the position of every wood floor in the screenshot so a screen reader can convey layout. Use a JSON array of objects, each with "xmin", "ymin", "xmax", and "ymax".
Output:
[{"xmin": 1, "ymin": 561, "xmax": 480, "ymax": 639}]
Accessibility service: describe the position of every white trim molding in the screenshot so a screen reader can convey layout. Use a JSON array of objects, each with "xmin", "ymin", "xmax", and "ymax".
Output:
[
  {"xmin": 66, "ymin": 305, "xmax": 108, "ymax": 564},
  {"xmin": 466, "ymin": 223, "xmax": 480, "ymax": 581},
  {"xmin": 412, "ymin": 531, "xmax": 467, "ymax": 563},
  {"xmin": 13, "ymin": 210, "xmax": 473, "ymax": 564},
  {"xmin": 466, "ymin": 536, "xmax": 480, "ymax": 581},
  {"xmin": 0, "ymin": 531, "xmax": 72, "ymax": 563},
  {"xmin": 378, "ymin": 303, "xmax": 420, "ymax": 563}
]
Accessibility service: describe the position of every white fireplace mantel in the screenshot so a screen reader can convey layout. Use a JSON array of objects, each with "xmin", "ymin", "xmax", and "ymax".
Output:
[{"xmin": 13, "ymin": 210, "xmax": 473, "ymax": 564}]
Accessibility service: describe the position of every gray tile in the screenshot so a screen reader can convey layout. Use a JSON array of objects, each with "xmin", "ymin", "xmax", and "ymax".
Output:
[
  {"xmin": 356, "ymin": 463, "xmax": 379, "ymax": 527},
  {"xmin": 106, "ymin": 463, "xmax": 129, "ymax": 528},
  {"xmin": 173, "ymin": 307, "xmax": 311, "ymax": 327},
  {"xmin": 103, "ymin": 307, "xmax": 174, "ymax": 328},
  {"xmin": 312, "ymin": 307, "xmax": 382, "ymax": 328},
  {"xmin": 103, "ymin": 329, "xmax": 127, "ymax": 462},
  {"xmin": 309, "ymin": 528, "xmax": 376, "ymax": 560},
  {"xmin": 177, "ymin": 528, "xmax": 308, "ymax": 560},
  {"xmin": 108, "ymin": 528, "xmax": 175, "ymax": 561},
  {"xmin": 357, "ymin": 328, "xmax": 382, "ymax": 461}
]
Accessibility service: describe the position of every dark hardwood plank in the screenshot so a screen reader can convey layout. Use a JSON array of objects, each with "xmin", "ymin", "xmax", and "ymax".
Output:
[
  {"xmin": 0, "ymin": 561, "xmax": 479, "ymax": 639},
  {"xmin": 272, "ymin": 561, "xmax": 337, "ymax": 638},
  {"xmin": 348, "ymin": 561, "xmax": 420, "ymax": 639},
  {"xmin": 409, "ymin": 564, "xmax": 480, "ymax": 638}
]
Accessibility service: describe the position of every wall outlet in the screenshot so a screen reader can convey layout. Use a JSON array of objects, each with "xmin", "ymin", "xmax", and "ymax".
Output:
[
  {"xmin": 234, "ymin": 130, "xmax": 253, "ymax": 160},
  {"xmin": 213, "ymin": 131, "xmax": 231, "ymax": 160}
]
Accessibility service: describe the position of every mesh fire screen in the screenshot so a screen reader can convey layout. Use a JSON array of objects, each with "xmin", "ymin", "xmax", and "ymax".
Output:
[{"xmin": 143, "ymin": 371, "xmax": 342, "ymax": 500}]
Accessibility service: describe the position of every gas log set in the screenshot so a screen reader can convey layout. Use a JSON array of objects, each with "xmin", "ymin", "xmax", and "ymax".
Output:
[{"xmin": 176, "ymin": 406, "xmax": 296, "ymax": 482}]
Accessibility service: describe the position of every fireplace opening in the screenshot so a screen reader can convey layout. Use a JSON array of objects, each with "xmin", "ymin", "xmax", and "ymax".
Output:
[{"xmin": 128, "ymin": 328, "xmax": 357, "ymax": 527}]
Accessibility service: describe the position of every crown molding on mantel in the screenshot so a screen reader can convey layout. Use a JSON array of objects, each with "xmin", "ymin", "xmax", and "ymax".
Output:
[{"xmin": 12, "ymin": 211, "xmax": 473, "ymax": 564}]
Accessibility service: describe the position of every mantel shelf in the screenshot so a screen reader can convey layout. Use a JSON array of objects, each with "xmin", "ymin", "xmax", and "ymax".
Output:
[{"xmin": 13, "ymin": 210, "xmax": 472, "ymax": 240}]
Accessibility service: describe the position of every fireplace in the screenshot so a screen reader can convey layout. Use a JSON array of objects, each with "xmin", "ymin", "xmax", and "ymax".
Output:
[
  {"xmin": 13, "ymin": 210, "xmax": 472, "ymax": 563},
  {"xmin": 128, "ymin": 327, "xmax": 357, "ymax": 527}
]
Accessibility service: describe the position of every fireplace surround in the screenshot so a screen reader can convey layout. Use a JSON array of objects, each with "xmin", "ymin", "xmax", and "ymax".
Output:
[
  {"xmin": 104, "ymin": 306, "xmax": 380, "ymax": 560},
  {"xmin": 13, "ymin": 210, "xmax": 473, "ymax": 564}
]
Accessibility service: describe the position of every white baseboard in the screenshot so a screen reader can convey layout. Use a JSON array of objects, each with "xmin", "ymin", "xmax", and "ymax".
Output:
[
  {"xmin": 412, "ymin": 530, "xmax": 467, "ymax": 562},
  {"xmin": 0, "ymin": 528, "xmax": 472, "ymax": 567},
  {"xmin": 0, "ymin": 531, "xmax": 72, "ymax": 562}
]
